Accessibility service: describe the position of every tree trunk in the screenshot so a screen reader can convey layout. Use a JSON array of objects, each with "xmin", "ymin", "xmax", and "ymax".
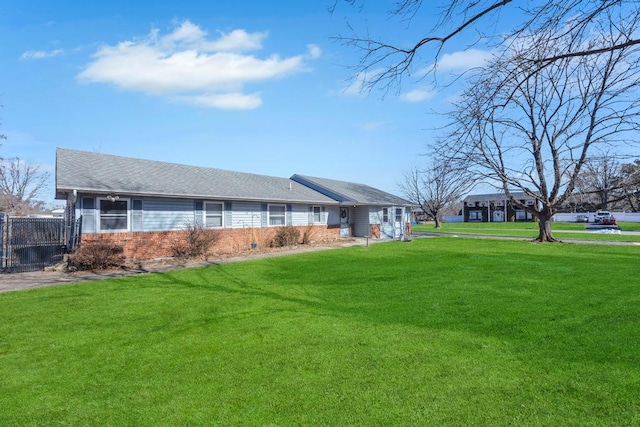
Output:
[
  {"xmin": 433, "ymin": 212, "xmax": 443, "ymax": 228},
  {"xmin": 534, "ymin": 207, "xmax": 557, "ymax": 242}
]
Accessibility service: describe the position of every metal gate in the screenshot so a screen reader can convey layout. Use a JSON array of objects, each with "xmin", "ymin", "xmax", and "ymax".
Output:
[{"xmin": 1, "ymin": 216, "xmax": 67, "ymax": 273}]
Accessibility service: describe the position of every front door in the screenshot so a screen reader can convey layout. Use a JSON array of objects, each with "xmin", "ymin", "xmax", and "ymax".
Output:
[
  {"xmin": 340, "ymin": 207, "xmax": 350, "ymax": 237},
  {"xmin": 493, "ymin": 210, "xmax": 504, "ymax": 222}
]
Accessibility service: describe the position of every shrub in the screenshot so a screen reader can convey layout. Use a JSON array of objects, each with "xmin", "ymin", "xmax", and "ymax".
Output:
[
  {"xmin": 271, "ymin": 226, "xmax": 300, "ymax": 248},
  {"xmin": 172, "ymin": 222, "xmax": 221, "ymax": 260},
  {"xmin": 302, "ymin": 225, "xmax": 315, "ymax": 244},
  {"xmin": 67, "ymin": 241, "xmax": 126, "ymax": 271}
]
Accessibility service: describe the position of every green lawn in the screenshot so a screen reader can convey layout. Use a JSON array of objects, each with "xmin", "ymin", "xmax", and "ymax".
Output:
[
  {"xmin": 1, "ymin": 238, "xmax": 639, "ymax": 425},
  {"xmin": 414, "ymin": 221, "xmax": 640, "ymax": 242}
]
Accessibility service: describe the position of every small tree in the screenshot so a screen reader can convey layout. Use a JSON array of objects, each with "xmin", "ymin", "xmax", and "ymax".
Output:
[
  {"xmin": 0, "ymin": 157, "xmax": 50, "ymax": 215},
  {"xmin": 399, "ymin": 154, "xmax": 475, "ymax": 228},
  {"xmin": 620, "ymin": 160, "xmax": 640, "ymax": 211}
]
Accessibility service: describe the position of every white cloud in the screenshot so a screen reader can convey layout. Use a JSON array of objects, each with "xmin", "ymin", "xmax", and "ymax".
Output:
[
  {"xmin": 307, "ymin": 44, "xmax": 322, "ymax": 59},
  {"xmin": 341, "ymin": 69, "xmax": 383, "ymax": 97},
  {"xmin": 174, "ymin": 92, "xmax": 263, "ymax": 110},
  {"xmin": 400, "ymin": 88, "xmax": 435, "ymax": 103},
  {"xmin": 21, "ymin": 49, "xmax": 63, "ymax": 60},
  {"xmin": 361, "ymin": 121, "xmax": 387, "ymax": 130},
  {"xmin": 436, "ymin": 49, "xmax": 492, "ymax": 71},
  {"xmin": 414, "ymin": 48, "xmax": 493, "ymax": 78},
  {"xmin": 77, "ymin": 21, "xmax": 316, "ymax": 110}
]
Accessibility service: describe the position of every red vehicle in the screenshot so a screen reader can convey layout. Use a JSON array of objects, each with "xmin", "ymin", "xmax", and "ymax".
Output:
[{"xmin": 594, "ymin": 211, "xmax": 617, "ymax": 225}]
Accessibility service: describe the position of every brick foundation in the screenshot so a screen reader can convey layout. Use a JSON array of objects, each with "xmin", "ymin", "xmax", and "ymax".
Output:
[
  {"xmin": 369, "ymin": 224, "xmax": 381, "ymax": 238},
  {"xmin": 80, "ymin": 225, "xmax": 341, "ymax": 261}
]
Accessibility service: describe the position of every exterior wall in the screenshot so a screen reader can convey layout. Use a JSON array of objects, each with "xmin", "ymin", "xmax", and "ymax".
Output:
[
  {"xmin": 353, "ymin": 207, "xmax": 370, "ymax": 237},
  {"xmin": 72, "ymin": 194, "xmax": 412, "ymax": 256},
  {"xmin": 228, "ymin": 201, "xmax": 262, "ymax": 228},
  {"xmin": 81, "ymin": 224, "xmax": 341, "ymax": 260},
  {"xmin": 325, "ymin": 206, "xmax": 341, "ymax": 226},
  {"xmin": 369, "ymin": 224, "xmax": 381, "ymax": 238},
  {"xmin": 464, "ymin": 201, "xmax": 535, "ymax": 222},
  {"xmin": 76, "ymin": 195, "xmax": 335, "ymax": 233},
  {"xmin": 143, "ymin": 198, "xmax": 194, "ymax": 231},
  {"xmin": 368, "ymin": 206, "xmax": 412, "ymax": 239}
]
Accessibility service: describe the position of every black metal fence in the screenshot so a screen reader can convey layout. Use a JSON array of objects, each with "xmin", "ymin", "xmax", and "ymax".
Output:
[{"xmin": 0, "ymin": 215, "xmax": 68, "ymax": 273}]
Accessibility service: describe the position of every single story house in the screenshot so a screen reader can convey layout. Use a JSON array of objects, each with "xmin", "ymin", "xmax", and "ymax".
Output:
[
  {"xmin": 55, "ymin": 148, "xmax": 413, "ymax": 259},
  {"xmin": 462, "ymin": 192, "xmax": 538, "ymax": 222}
]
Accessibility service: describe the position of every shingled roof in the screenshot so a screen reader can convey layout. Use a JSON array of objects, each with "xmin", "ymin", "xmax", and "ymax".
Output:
[
  {"xmin": 290, "ymin": 174, "xmax": 411, "ymax": 206},
  {"xmin": 55, "ymin": 148, "xmax": 338, "ymax": 204},
  {"xmin": 462, "ymin": 192, "xmax": 536, "ymax": 203}
]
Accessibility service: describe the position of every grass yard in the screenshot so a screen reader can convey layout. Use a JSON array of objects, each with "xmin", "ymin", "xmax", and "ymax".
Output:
[
  {"xmin": 1, "ymin": 238, "xmax": 639, "ymax": 425},
  {"xmin": 414, "ymin": 221, "xmax": 640, "ymax": 242}
]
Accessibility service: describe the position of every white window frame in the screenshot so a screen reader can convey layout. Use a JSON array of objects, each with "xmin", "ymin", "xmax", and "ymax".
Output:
[
  {"xmin": 312, "ymin": 206, "xmax": 322, "ymax": 223},
  {"xmin": 204, "ymin": 202, "xmax": 224, "ymax": 228},
  {"xmin": 382, "ymin": 207, "xmax": 389, "ymax": 223},
  {"xmin": 269, "ymin": 204, "xmax": 286, "ymax": 226},
  {"xmin": 98, "ymin": 197, "xmax": 130, "ymax": 232},
  {"xmin": 469, "ymin": 211, "xmax": 482, "ymax": 221},
  {"xmin": 395, "ymin": 208, "xmax": 403, "ymax": 223}
]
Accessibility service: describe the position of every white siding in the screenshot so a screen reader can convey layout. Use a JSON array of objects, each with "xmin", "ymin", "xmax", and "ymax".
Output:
[
  {"xmin": 292, "ymin": 204, "xmax": 311, "ymax": 226},
  {"xmin": 77, "ymin": 194, "xmax": 341, "ymax": 233},
  {"xmin": 353, "ymin": 207, "xmax": 370, "ymax": 237},
  {"xmin": 230, "ymin": 201, "xmax": 262, "ymax": 228},
  {"xmin": 143, "ymin": 198, "xmax": 194, "ymax": 231},
  {"xmin": 326, "ymin": 206, "xmax": 340, "ymax": 225}
]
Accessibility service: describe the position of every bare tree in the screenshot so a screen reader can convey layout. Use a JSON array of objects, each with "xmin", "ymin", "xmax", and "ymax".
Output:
[
  {"xmin": 568, "ymin": 156, "xmax": 640, "ymax": 212},
  {"xmin": 335, "ymin": 1, "xmax": 640, "ymax": 92},
  {"xmin": 399, "ymin": 155, "xmax": 475, "ymax": 228},
  {"xmin": 620, "ymin": 160, "xmax": 640, "ymax": 211},
  {"xmin": 440, "ymin": 20, "xmax": 640, "ymax": 242},
  {"xmin": 0, "ymin": 157, "xmax": 50, "ymax": 215},
  {"xmin": 575, "ymin": 156, "xmax": 625, "ymax": 211}
]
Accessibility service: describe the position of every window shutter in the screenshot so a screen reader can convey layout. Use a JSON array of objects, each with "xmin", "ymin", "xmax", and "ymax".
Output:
[
  {"xmin": 194, "ymin": 201, "xmax": 203, "ymax": 226},
  {"xmin": 81, "ymin": 197, "xmax": 95, "ymax": 233},
  {"xmin": 224, "ymin": 201, "xmax": 232, "ymax": 228},
  {"xmin": 132, "ymin": 199, "xmax": 143, "ymax": 231},
  {"xmin": 261, "ymin": 203, "xmax": 268, "ymax": 227},
  {"xmin": 286, "ymin": 204, "xmax": 292, "ymax": 226}
]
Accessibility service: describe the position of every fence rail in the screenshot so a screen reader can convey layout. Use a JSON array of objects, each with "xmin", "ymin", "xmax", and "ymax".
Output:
[{"xmin": 0, "ymin": 215, "xmax": 68, "ymax": 273}]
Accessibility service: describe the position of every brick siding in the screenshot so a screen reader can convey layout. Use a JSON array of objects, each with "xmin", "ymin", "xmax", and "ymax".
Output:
[{"xmin": 81, "ymin": 225, "xmax": 341, "ymax": 261}]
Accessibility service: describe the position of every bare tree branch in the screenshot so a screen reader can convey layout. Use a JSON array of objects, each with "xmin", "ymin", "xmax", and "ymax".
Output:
[
  {"xmin": 336, "ymin": 0, "xmax": 640, "ymax": 92},
  {"xmin": 0, "ymin": 157, "xmax": 50, "ymax": 215}
]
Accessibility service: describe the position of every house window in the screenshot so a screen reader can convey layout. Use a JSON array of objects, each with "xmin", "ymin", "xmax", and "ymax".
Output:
[
  {"xmin": 382, "ymin": 208, "xmax": 389, "ymax": 223},
  {"xmin": 269, "ymin": 204, "xmax": 286, "ymax": 226},
  {"xmin": 99, "ymin": 199, "xmax": 129, "ymax": 231},
  {"xmin": 395, "ymin": 208, "xmax": 403, "ymax": 223},
  {"xmin": 313, "ymin": 206, "xmax": 321, "ymax": 223},
  {"xmin": 469, "ymin": 211, "xmax": 482, "ymax": 221},
  {"xmin": 205, "ymin": 202, "xmax": 223, "ymax": 228}
]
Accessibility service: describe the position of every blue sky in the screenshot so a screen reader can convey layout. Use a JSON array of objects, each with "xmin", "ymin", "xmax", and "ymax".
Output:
[{"xmin": 1, "ymin": 0, "xmax": 493, "ymax": 206}]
